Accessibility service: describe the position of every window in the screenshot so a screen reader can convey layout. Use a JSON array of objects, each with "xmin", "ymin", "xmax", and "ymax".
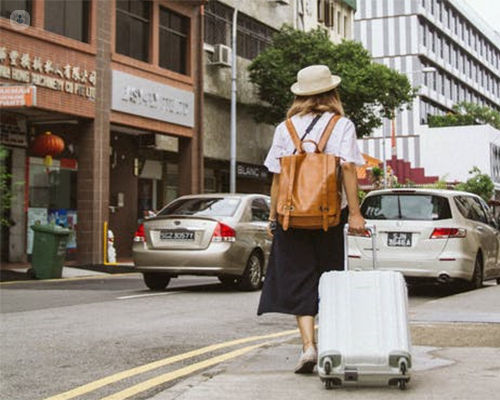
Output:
[
  {"xmin": 317, "ymin": 0, "xmax": 324, "ymax": 22},
  {"xmin": 323, "ymin": 0, "xmax": 334, "ymax": 27},
  {"xmin": 204, "ymin": 0, "xmax": 232, "ymax": 45},
  {"xmin": 159, "ymin": 8, "xmax": 190, "ymax": 75},
  {"xmin": 237, "ymin": 13, "xmax": 275, "ymax": 60},
  {"xmin": 45, "ymin": 0, "xmax": 89, "ymax": 42},
  {"xmin": 454, "ymin": 196, "xmax": 488, "ymax": 224},
  {"xmin": 158, "ymin": 197, "xmax": 241, "ymax": 218},
  {"xmin": 436, "ymin": 0, "xmax": 442, "ymax": 21},
  {"xmin": 251, "ymin": 198, "xmax": 270, "ymax": 222},
  {"xmin": 361, "ymin": 194, "xmax": 452, "ymax": 221},
  {"xmin": 27, "ymin": 158, "xmax": 78, "ymax": 253},
  {"xmin": 420, "ymin": 21, "xmax": 427, "ymax": 46},
  {"xmin": 205, "ymin": 1, "xmax": 275, "ymax": 60},
  {"xmin": 116, "ymin": 0, "xmax": 151, "ymax": 62},
  {"xmin": 0, "ymin": 0, "xmax": 31, "ymax": 19}
]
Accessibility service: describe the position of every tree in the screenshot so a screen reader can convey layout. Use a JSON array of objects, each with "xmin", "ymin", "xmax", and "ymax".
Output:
[
  {"xmin": 428, "ymin": 102, "xmax": 500, "ymax": 130},
  {"xmin": 455, "ymin": 166, "xmax": 495, "ymax": 202},
  {"xmin": 248, "ymin": 25, "xmax": 417, "ymax": 137}
]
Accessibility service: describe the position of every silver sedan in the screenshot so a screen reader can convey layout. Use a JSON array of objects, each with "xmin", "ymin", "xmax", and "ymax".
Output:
[{"xmin": 133, "ymin": 193, "xmax": 272, "ymax": 291}]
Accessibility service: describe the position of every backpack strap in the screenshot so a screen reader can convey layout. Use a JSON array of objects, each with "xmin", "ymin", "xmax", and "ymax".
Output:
[
  {"xmin": 321, "ymin": 156, "xmax": 329, "ymax": 231},
  {"xmin": 317, "ymin": 114, "xmax": 342, "ymax": 152},
  {"xmin": 285, "ymin": 119, "xmax": 304, "ymax": 154},
  {"xmin": 282, "ymin": 155, "xmax": 297, "ymax": 231},
  {"xmin": 318, "ymin": 115, "xmax": 341, "ymax": 231}
]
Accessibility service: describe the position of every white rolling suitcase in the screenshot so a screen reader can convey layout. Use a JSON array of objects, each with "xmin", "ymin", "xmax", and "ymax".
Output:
[{"xmin": 317, "ymin": 225, "xmax": 412, "ymax": 390}]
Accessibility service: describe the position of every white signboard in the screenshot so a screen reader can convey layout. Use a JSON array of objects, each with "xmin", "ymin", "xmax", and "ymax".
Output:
[{"xmin": 112, "ymin": 70, "xmax": 194, "ymax": 127}]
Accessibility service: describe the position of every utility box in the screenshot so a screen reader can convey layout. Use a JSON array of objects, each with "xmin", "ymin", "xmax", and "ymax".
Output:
[{"xmin": 29, "ymin": 224, "xmax": 71, "ymax": 279}]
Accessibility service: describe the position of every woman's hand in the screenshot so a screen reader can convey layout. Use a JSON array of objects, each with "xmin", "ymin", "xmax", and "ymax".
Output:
[
  {"xmin": 348, "ymin": 213, "xmax": 366, "ymax": 234},
  {"xmin": 267, "ymin": 220, "xmax": 277, "ymax": 237}
]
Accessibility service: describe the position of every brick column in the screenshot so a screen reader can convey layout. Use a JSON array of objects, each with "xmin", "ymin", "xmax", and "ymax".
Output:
[{"xmin": 77, "ymin": 0, "xmax": 111, "ymax": 265}]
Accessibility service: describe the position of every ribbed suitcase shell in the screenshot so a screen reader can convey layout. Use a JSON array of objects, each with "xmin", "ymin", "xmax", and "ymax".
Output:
[{"xmin": 317, "ymin": 227, "xmax": 412, "ymax": 389}]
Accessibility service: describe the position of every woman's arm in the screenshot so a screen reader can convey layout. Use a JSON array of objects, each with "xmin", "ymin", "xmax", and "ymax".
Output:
[
  {"xmin": 267, "ymin": 173, "xmax": 280, "ymax": 235},
  {"xmin": 341, "ymin": 162, "xmax": 365, "ymax": 232},
  {"xmin": 269, "ymin": 173, "xmax": 279, "ymax": 220}
]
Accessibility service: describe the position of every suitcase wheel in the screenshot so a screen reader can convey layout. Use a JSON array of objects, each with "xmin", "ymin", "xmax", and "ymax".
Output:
[
  {"xmin": 323, "ymin": 359, "xmax": 332, "ymax": 375},
  {"xmin": 324, "ymin": 378, "xmax": 341, "ymax": 389}
]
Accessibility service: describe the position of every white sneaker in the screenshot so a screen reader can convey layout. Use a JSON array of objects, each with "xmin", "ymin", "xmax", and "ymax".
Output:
[{"xmin": 294, "ymin": 346, "xmax": 317, "ymax": 374}]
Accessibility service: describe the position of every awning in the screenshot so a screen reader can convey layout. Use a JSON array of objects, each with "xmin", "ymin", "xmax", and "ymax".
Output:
[{"xmin": 357, "ymin": 153, "xmax": 382, "ymax": 180}]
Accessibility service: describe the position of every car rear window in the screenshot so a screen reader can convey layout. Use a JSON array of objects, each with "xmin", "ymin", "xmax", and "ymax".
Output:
[
  {"xmin": 361, "ymin": 194, "xmax": 452, "ymax": 220},
  {"xmin": 158, "ymin": 197, "xmax": 241, "ymax": 217}
]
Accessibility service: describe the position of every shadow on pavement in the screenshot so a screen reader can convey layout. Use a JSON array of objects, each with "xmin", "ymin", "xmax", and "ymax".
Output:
[{"xmin": 0, "ymin": 269, "xmax": 29, "ymax": 283}]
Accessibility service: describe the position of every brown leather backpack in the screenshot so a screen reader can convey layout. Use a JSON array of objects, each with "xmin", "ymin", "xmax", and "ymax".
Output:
[{"xmin": 277, "ymin": 115, "xmax": 342, "ymax": 231}]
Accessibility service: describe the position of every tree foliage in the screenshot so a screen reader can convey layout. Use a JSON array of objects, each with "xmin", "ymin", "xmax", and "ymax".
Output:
[
  {"xmin": 455, "ymin": 166, "xmax": 495, "ymax": 202},
  {"xmin": 428, "ymin": 102, "xmax": 500, "ymax": 130},
  {"xmin": 248, "ymin": 26, "xmax": 416, "ymax": 137}
]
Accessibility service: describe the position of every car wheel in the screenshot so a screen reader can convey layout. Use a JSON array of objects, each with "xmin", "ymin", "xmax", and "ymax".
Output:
[
  {"xmin": 468, "ymin": 253, "xmax": 483, "ymax": 290},
  {"xmin": 143, "ymin": 273, "xmax": 171, "ymax": 291},
  {"xmin": 239, "ymin": 250, "xmax": 263, "ymax": 291}
]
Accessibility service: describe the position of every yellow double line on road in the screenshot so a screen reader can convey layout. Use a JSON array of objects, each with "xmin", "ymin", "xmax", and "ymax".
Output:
[{"xmin": 43, "ymin": 328, "xmax": 299, "ymax": 400}]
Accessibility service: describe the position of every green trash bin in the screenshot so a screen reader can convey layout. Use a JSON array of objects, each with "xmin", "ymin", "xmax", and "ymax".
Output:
[{"xmin": 29, "ymin": 224, "xmax": 71, "ymax": 279}]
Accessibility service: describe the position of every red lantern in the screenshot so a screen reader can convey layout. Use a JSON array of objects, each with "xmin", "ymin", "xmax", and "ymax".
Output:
[{"xmin": 32, "ymin": 131, "xmax": 65, "ymax": 167}]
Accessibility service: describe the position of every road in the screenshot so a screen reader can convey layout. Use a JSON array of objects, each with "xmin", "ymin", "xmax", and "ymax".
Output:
[{"xmin": 0, "ymin": 273, "xmax": 476, "ymax": 400}]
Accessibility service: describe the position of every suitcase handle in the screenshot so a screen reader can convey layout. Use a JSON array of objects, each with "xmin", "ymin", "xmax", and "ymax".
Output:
[{"xmin": 343, "ymin": 223, "xmax": 377, "ymax": 271}]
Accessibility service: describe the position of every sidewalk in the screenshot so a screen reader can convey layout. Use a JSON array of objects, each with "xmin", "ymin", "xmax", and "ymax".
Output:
[
  {"xmin": 154, "ymin": 284, "xmax": 500, "ymax": 400},
  {"xmin": 0, "ymin": 260, "xmax": 135, "ymax": 282}
]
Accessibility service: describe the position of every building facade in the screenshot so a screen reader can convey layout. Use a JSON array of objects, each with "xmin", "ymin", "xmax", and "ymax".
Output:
[
  {"xmin": 0, "ymin": 0, "xmax": 205, "ymax": 264},
  {"xmin": 0, "ymin": 0, "xmax": 357, "ymax": 266},
  {"xmin": 355, "ymin": 0, "xmax": 500, "ymax": 171},
  {"xmin": 201, "ymin": 0, "xmax": 357, "ymax": 195}
]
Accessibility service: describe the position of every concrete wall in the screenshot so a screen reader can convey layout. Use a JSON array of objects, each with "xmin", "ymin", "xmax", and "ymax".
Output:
[
  {"xmin": 420, "ymin": 124, "xmax": 500, "ymax": 189},
  {"xmin": 203, "ymin": 93, "xmax": 273, "ymax": 164},
  {"xmin": 219, "ymin": 0, "xmax": 294, "ymax": 29}
]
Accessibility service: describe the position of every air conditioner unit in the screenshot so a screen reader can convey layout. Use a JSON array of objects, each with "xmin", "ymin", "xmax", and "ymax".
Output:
[
  {"xmin": 268, "ymin": 0, "xmax": 290, "ymax": 4},
  {"xmin": 211, "ymin": 44, "xmax": 232, "ymax": 67}
]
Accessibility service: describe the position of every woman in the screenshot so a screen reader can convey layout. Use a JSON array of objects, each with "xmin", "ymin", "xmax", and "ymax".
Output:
[{"xmin": 257, "ymin": 65, "xmax": 366, "ymax": 374}]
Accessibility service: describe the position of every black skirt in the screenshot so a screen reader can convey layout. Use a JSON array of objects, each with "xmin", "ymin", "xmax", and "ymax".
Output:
[{"xmin": 257, "ymin": 208, "xmax": 349, "ymax": 317}]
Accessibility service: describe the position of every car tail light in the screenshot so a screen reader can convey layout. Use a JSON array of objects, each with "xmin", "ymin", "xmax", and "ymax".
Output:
[
  {"xmin": 348, "ymin": 228, "xmax": 372, "ymax": 238},
  {"xmin": 212, "ymin": 222, "xmax": 236, "ymax": 242},
  {"xmin": 134, "ymin": 223, "xmax": 145, "ymax": 242},
  {"xmin": 430, "ymin": 228, "xmax": 466, "ymax": 239}
]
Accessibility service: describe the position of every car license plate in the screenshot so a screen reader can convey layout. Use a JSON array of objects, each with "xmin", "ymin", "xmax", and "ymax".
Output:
[
  {"xmin": 387, "ymin": 232, "xmax": 412, "ymax": 247},
  {"xmin": 160, "ymin": 230, "xmax": 195, "ymax": 241}
]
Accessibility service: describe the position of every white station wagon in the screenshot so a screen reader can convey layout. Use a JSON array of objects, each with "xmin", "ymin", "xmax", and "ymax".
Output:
[{"xmin": 348, "ymin": 189, "xmax": 500, "ymax": 289}]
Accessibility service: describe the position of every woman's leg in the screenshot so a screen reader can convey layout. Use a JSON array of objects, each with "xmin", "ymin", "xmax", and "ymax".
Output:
[
  {"xmin": 294, "ymin": 315, "xmax": 317, "ymax": 373},
  {"xmin": 296, "ymin": 315, "xmax": 316, "ymax": 350}
]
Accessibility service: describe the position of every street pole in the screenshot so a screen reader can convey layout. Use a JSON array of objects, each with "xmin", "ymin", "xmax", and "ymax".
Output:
[
  {"xmin": 229, "ymin": 8, "xmax": 238, "ymax": 193},
  {"xmin": 382, "ymin": 127, "xmax": 387, "ymax": 189}
]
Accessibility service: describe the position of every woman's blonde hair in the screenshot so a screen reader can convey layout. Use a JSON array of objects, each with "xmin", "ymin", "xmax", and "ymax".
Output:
[{"xmin": 286, "ymin": 89, "xmax": 344, "ymax": 119}]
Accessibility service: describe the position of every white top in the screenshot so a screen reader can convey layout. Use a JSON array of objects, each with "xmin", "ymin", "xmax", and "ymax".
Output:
[{"xmin": 264, "ymin": 112, "xmax": 365, "ymax": 208}]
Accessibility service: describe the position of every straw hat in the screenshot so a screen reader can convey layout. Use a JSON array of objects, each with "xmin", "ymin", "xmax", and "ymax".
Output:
[{"xmin": 290, "ymin": 65, "xmax": 341, "ymax": 96}]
